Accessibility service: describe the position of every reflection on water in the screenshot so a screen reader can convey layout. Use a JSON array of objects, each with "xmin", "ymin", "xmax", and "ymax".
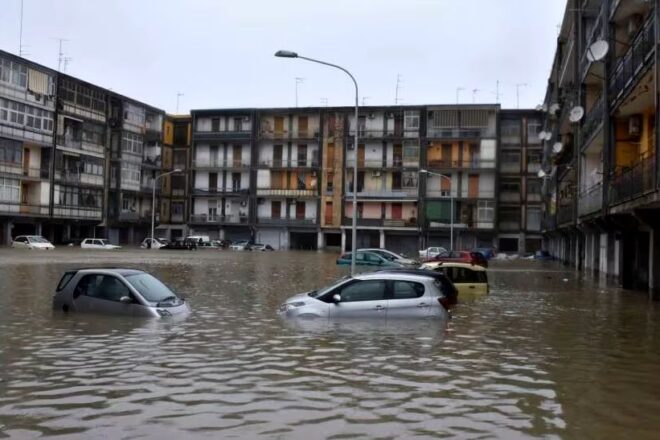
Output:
[{"xmin": 0, "ymin": 249, "xmax": 659, "ymax": 439}]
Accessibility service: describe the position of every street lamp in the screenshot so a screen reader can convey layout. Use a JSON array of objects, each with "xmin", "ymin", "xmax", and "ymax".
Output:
[
  {"xmin": 151, "ymin": 169, "xmax": 181, "ymax": 249},
  {"xmin": 419, "ymin": 169, "xmax": 454, "ymax": 251},
  {"xmin": 275, "ymin": 49, "xmax": 360, "ymax": 276}
]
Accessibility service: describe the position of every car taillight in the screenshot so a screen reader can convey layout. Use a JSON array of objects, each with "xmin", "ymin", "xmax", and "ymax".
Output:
[{"xmin": 438, "ymin": 297, "xmax": 453, "ymax": 310}]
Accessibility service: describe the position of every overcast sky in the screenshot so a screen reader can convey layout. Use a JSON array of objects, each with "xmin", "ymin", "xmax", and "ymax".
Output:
[{"xmin": 0, "ymin": 0, "xmax": 566, "ymax": 113}]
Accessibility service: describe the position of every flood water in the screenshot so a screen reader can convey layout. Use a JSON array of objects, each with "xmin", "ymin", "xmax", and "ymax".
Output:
[{"xmin": 0, "ymin": 248, "xmax": 659, "ymax": 439}]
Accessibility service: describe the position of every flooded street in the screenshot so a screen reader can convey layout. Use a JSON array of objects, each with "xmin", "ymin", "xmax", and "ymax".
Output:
[{"xmin": 0, "ymin": 249, "xmax": 659, "ymax": 439}]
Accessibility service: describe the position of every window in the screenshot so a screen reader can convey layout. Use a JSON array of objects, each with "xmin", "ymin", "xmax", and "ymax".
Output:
[
  {"xmin": 0, "ymin": 137, "xmax": 22, "ymax": 164},
  {"xmin": 392, "ymin": 281, "xmax": 425, "ymax": 299},
  {"xmin": 233, "ymin": 117, "xmax": 243, "ymax": 131},
  {"xmin": 0, "ymin": 97, "xmax": 54, "ymax": 132},
  {"xmin": 501, "ymin": 119, "xmax": 521, "ymax": 144},
  {"xmin": 211, "ymin": 118, "xmax": 220, "ymax": 132},
  {"xmin": 526, "ymin": 207, "xmax": 541, "ymax": 231},
  {"xmin": 75, "ymin": 275, "xmax": 132, "ymax": 302},
  {"xmin": 172, "ymin": 202, "xmax": 184, "ymax": 215},
  {"xmin": 446, "ymin": 267, "xmax": 487, "ymax": 283},
  {"xmin": 125, "ymin": 273, "xmax": 177, "ymax": 303},
  {"xmin": 339, "ymin": 280, "xmax": 386, "ymax": 302},
  {"xmin": 477, "ymin": 200, "xmax": 495, "ymax": 222},
  {"xmin": 121, "ymin": 163, "xmax": 140, "ymax": 184},
  {"xmin": 404, "ymin": 111, "xmax": 420, "ymax": 130},
  {"xmin": 56, "ymin": 272, "xmax": 76, "ymax": 291},
  {"xmin": 527, "ymin": 180, "xmax": 541, "ymax": 197},
  {"xmin": 121, "ymin": 132, "xmax": 143, "ymax": 155},
  {"xmin": 82, "ymin": 123, "xmax": 105, "ymax": 145},
  {"xmin": 0, "ymin": 177, "xmax": 20, "ymax": 202},
  {"xmin": 0, "ymin": 58, "xmax": 28, "ymax": 89},
  {"xmin": 173, "ymin": 124, "xmax": 188, "ymax": 145},
  {"xmin": 501, "ymin": 181, "xmax": 520, "ymax": 192},
  {"xmin": 527, "ymin": 119, "xmax": 542, "ymax": 143},
  {"xmin": 123, "ymin": 103, "xmax": 146, "ymax": 126},
  {"xmin": 54, "ymin": 186, "xmax": 102, "ymax": 208},
  {"xmin": 402, "ymin": 171, "xmax": 418, "ymax": 188}
]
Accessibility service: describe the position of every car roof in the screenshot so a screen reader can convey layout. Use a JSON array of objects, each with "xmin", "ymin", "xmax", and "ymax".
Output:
[
  {"xmin": 358, "ymin": 268, "xmax": 449, "ymax": 282},
  {"xmin": 65, "ymin": 268, "xmax": 147, "ymax": 276},
  {"xmin": 421, "ymin": 261, "xmax": 487, "ymax": 272}
]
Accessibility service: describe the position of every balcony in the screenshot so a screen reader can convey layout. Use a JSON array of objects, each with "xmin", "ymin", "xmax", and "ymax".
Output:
[
  {"xmin": 142, "ymin": 155, "xmax": 162, "ymax": 168},
  {"xmin": 342, "ymin": 217, "xmax": 417, "ymax": 228},
  {"xmin": 498, "ymin": 220, "xmax": 521, "ymax": 231},
  {"xmin": 257, "ymin": 217, "xmax": 317, "ymax": 226},
  {"xmin": 459, "ymin": 190, "xmax": 495, "ymax": 199},
  {"xmin": 578, "ymin": 183, "xmax": 603, "ymax": 217},
  {"xmin": 0, "ymin": 163, "xmax": 49, "ymax": 179},
  {"xmin": 53, "ymin": 205, "xmax": 103, "ymax": 220},
  {"xmin": 427, "ymin": 128, "xmax": 485, "ymax": 139},
  {"xmin": 259, "ymin": 129, "xmax": 320, "ymax": 140},
  {"xmin": 189, "ymin": 214, "xmax": 248, "ymax": 225},
  {"xmin": 256, "ymin": 189, "xmax": 317, "ymax": 197},
  {"xmin": 193, "ymin": 158, "xmax": 250, "ymax": 169},
  {"xmin": 426, "ymin": 158, "xmax": 496, "ymax": 170},
  {"xmin": 609, "ymin": 15, "xmax": 655, "ymax": 104},
  {"xmin": 257, "ymin": 159, "xmax": 319, "ymax": 168},
  {"xmin": 557, "ymin": 204, "xmax": 574, "ymax": 226},
  {"xmin": 499, "ymin": 192, "xmax": 521, "ymax": 203},
  {"xmin": 581, "ymin": 95, "xmax": 604, "ymax": 147},
  {"xmin": 192, "ymin": 187, "xmax": 249, "ymax": 196},
  {"xmin": 56, "ymin": 134, "xmax": 82, "ymax": 151},
  {"xmin": 171, "ymin": 188, "xmax": 186, "ymax": 197},
  {"xmin": 609, "ymin": 154, "xmax": 655, "ymax": 206},
  {"xmin": 580, "ymin": 3, "xmax": 606, "ymax": 82},
  {"xmin": 426, "ymin": 189, "xmax": 457, "ymax": 198},
  {"xmin": 194, "ymin": 130, "xmax": 252, "ymax": 141},
  {"xmin": 345, "ymin": 189, "xmax": 418, "ymax": 199},
  {"xmin": 54, "ymin": 170, "xmax": 104, "ymax": 187},
  {"xmin": 118, "ymin": 211, "xmax": 140, "ymax": 222},
  {"xmin": 0, "ymin": 201, "xmax": 46, "ymax": 216},
  {"xmin": 499, "ymin": 161, "xmax": 521, "ymax": 174},
  {"xmin": 347, "ymin": 159, "xmax": 403, "ymax": 169}
]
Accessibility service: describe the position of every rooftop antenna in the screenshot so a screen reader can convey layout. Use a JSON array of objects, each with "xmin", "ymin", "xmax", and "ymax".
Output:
[
  {"xmin": 56, "ymin": 38, "xmax": 68, "ymax": 71},
  {"xmin": 176, "ymin": 92, "xmax": 184, "ymax": 113},
  {"xmin": 320, "ymin": 97, "xmax": 328, "ymax": 107},
  {"xmin": 63, "ymin": 57, "xmax": 72, "ymax": 73},
  {"xmin": 394, "ymin": 74, "xmax": 403, "ymax": 105},
  {"xmin": 294, "ymin": 77, "xmax": 304, "ymax": 107},
  {"xmin": 472, "ymin": 88, "xmax": 481, "ymax": 104},
  {"xmin": 456, "ymin": 87, "xmax": 465, "ymax": 104},
  {"xmin": 495, "ymin": 80, "xmax": 501, "ymax": 104},
  {"xmin": 362, "ymin": 96, "xmax": 370, "ymax": 106},
  {"xmin": 18, "ymin": 0, "xmax": 26, "ymax": 57},
  {"xmin": 515, "ymin": 83, "xmax": 528, "ymax": 109}
]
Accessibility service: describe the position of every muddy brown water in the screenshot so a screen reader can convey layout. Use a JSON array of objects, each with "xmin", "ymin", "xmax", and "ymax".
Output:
[{"xmin": 0, "ymin": 248, "xmax": 659, "ymax": 439}]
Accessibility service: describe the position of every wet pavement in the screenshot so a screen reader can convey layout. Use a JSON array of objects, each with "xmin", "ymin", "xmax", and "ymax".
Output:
[{"xmin": 0, "ymin": 248, "xmax": 659, "ymax": 439}]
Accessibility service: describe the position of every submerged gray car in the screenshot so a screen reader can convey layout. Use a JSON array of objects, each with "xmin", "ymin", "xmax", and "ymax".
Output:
[
  {"xmin": 279, "ymin": 269, "xmax": 458, "ymax": 320},
  {"xmin": 53, "ymin": 268, "xmax": 190, "ymax": 318}
]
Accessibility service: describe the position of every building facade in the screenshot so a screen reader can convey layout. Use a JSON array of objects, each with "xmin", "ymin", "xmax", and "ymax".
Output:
[{"xmin": 540, "ymin": 0, "xmax": 660, "ymax": 297}]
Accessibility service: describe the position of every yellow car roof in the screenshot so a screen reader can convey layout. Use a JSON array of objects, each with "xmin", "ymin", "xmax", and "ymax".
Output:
[{"xmin": 420, "ymin": 261, "xmax": 487, "ymax": 272}]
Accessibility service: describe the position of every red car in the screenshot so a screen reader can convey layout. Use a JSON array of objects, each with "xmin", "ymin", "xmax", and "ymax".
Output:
[{"xmin": 433, "ymin": 251, "xmax": 488, "ymax": 268}]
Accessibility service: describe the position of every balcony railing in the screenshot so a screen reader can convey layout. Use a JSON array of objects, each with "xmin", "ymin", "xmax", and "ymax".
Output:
[
  {"xmin": 498, "ymin": 220, "xmax": 521, "ymax": 231},
  {"xmin": 53, "ymin": 205, "xmax": 103, "ymax": 220},
  {"xmin": 342, "ymin": 217, "xmax": 417, "ymax": 227},
  {"xmin": 459, "ymin": 190, "xmax": 495, "ymax": 199},
  {"xmin": 171, "ymin": 188, "xmax": 186, "ymax": 197},
  {"xmin": 609, "ymin": 15, "xmax": 655, "ymax": 102},
  {"xmin": 582, "ymin": 94, "xmax": 604, "ymax": 145},
  {"xmin": 0, "ymin": 202, "xmax": 49, "ymax": 216},
  {"xmin": 257, "ymin": 159, "xmax": 319, "ymax": 168},
  {"xmin": 194, "ymin": 130, "xmax": 252, "ymax": 140},
  {"xmin": 193, "ymin": 159, "xmax": 250, "ymax": 169},
  {"xmin": 557, "ymin": 204, "xmax": 574, "ymax": 225},
  {"xmin": 189, "ymin": 214, "xmax": 248, "ymax": 224},
  {"xmin": 54, "ymin": 171, "xmax": 104, "ymax": 186},
  {"xmin": 256, "ymin": 189, "xmax": 317, "ymax": 197},
  {"xmin": 257, "ymin": 217, "xmax": 317, "ymax": 225},
  {"xmin": 580, "ymin": 3, "xmax": 606, "ymax": 78},
  {"xmin": 609, "ymin": 154, "xmax": 655, "ymax": 205},
  {"xmin": 56, "ymin": 134, "xmax": 82, "ymax": 151},
  {"xmin": 426, "ymin": 158, "xmax": 496, "ymax": 169},
  {"xmin": 578, "ymin": 183, "xmax": 603, "ymax": 216},
  {"xmin": 259, "ymin": 129, "xmax": 320, "ymax": 139},
  {"xmin": 118, "ymin": 211, "xmax": 140, "ymax": 221},
  {"xmin": 345, "ymin": 189, "xmax": 418, "ymax": 198},
  {"xmin": 143, "ymin": 155, "xmax": 162, "ymax": 168},
  {"xmin": 0, "ymin": 162, "xmax": 49, "ymax": 179},
  {"xmin": 193, "ymin": 187, "xmax": 249, "ymax": 196},
  {"xmin": 426, "ymin": 190, "xmax": 457, "ymax": 198},
  {"xmin": 427, "ymin": 128, "xmax": 485, "ymax": 139},
  {"xmin": 499, "ymin": 192, "xmax": 521, "ymax": 203}
]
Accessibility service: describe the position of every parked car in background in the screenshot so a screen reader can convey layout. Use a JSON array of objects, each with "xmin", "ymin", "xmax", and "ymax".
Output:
[
  {"xmin": 472, "ymin": 247, "xmax": 496, "ymax": 260},
  {"xmin": 336, "ymin": 251, "xmax": 404, "ymax": 267},
  {"xmin": 433, "ymin": 250, "xmax": 488, "ymax": 268},
  {"xmin": 81, "ymin": 238, "xmax": 121, "ymax": 250},
  {"xmin": 53, "ymin": 268, "xmax": 190, "ymax": 317},
  {"xmin": 358, "ymin": 248, "xmax": 417, "ymax": 266},
  {"xmin": 251, "ymin": 243, "xmax": 275, "ymax": 251},
  {"xmin": 419, "ymin": 246, "xmax": 447, "ymax": 261},
  {"xmin": 162, "ymin": 238, "xmax": 197, "ymax": 250},
  {"xmin": 278, "ymin": 269, "xmax": 457, "ymax": 320},
  {"xmin": 198, "ymin": 240, "xmax": 222, "ymax": 249},
  {"xmin": 11, "ymin": 235, "xmax": 55, "ymax": 250},
  {"xmin": 534, "ymin": 250, "xmax": 553, "ymax": 260},
  {"xmin": 229, "ymin": 240, "xmax": 252, "ymax": 251},
  {"xmin": 140, "ymin": 238, "xmax": 168, "ymax": 249},
  {"xmin": 420, "ymin": 261, "xmax": 489, "ymax": 295},
  {"xmin": 187, "ymin": 235, "xmax": 210, "ymax": 245}
]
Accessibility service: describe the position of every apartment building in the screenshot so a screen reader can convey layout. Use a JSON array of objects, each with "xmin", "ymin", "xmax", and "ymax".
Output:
[
  {"xmin": 0, "ymin": 51, "xmax": 56, "ymax": 244},
  {"xmin": 159, "ymin": 114, "xmax": 192, "ymax": 240},
  {"xmin": 541, "ymin": 0, "xmax": 660, "ymax": 297}
]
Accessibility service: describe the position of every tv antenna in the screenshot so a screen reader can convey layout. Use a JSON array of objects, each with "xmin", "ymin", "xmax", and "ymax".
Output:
[
  {"xmin": 176, "ymin": 92, "xmax": 184, "ymax": 113},
  {"xmin": 515, "ymin": 83, "xmax": 528, "ymax": 109},
  {"xmin": 18, "ymin": 0, "xmax": 27, "ymax": 57},
  {"xmin": 491, "ymin": 80, "xmax": 502, "ymax": 104},
  {"xmin": 456, "ymin": 87, "xmax": 465, "ymax": 104},
  {"xmin": 362, "ymin": 96, "xmax": 370, "ymax": 106},
  {"xmin": 395, "ymin": 74, "xmax": 403, "ymax": 105},
  {"xmin": 320, "ymin": 97, "xmax": 328, "ymax": 107},
  {"xmin": 472, "ymin": 89, "xmax": 481, "ymax": 104},
  {"xmin": 63, "ymin": 57, "xmax": 73, "ymax": 73},
  {"xmin": 55, "ymin": 38, "xmax": 68, "ymax": 71},
  {"xmin": 294, "ymin": 77, "xmax": 304, "ymax": 107}
]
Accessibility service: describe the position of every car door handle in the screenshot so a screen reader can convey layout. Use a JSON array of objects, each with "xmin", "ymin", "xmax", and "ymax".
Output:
[
  {"xmin": 374, "ymin": 305, "xmax": 385, "ymax": 311},
  {"xmin": 417, "ymin": 303, "xmax": 429, "ymax": 308},
  {"xmin": 469, "ymin": 286, "xmax": 475, "ymax": 289}
]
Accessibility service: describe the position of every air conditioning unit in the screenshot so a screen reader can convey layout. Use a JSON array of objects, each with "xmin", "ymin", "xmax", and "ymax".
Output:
[
  {"xmin": 627, "ymin": 14, "xmax": 643, "ymax": 38},
  {"xmin": 387, "ymin": 112, "xmax": 395, "ymax": 119},
  {"xmin": 240, "ymin": 200, "xmax": 247, "ymax": 207},
  {"xmin": 368, "ymin": 113, "xmax": 375, "ymax": 119},
  {"xmin": 243, "ymin": 116, "xmax": 250, "ymax": 122},
  {"xmin": 628, "ymin": 115, "xmax": 641, "ymax": 137},
  {"xmin": 347, "ymin": 142, "xmax": 355, "ymax": 150},
  {"xmin": 371, "ymin": 171, "xmax": 382, "ymax": 177},
  {"xmin": 290, "ymin": 199, "xmax": 298, "ymax": 205}
]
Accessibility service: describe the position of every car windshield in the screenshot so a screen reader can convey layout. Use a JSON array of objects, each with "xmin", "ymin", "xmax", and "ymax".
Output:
[
  {"xmin": 29, "ymin": 237, "xmax": 48, "ymax": 243},
  {"xmin": 98, "ymin": 240, "xmax": 109, "ymax": 245},
  {"xmin": 375, "ymin": 251, "xmax": 397, "ymax": 261},
  {"xmin": 309, "ymin": 276, "xmax": 350, "ymax": 299},
  {"xmin": 124, "ymin": 273, "xmax": 178, "ymax": 303}
]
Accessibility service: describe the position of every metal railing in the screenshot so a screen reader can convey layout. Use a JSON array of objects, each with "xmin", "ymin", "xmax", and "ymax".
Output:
[
  {"xmin": 257, "ymin": 217, "xmax": 317, "ymax": 225},
  {"xmin": 0, "ymin": 202, "xmax": 49, "ymax": 216},
  {"xmin": 580, "ymin": 3, "xmax": 606, "ymax": 77},
  {"xmin": 189, "ymin": 214, "xmax": 248, "ymax": 224},
  {"xmin": 426, "ymin": 158, "xmax": 495, "ymax": 169},
  {"xmin": 194, "ymin": 130, "xmax": 252, "ymax": 140},
  {"xmin": 53, "ymin": 205, "xmax": 103, "ymax": 219},
  {"xmin": 427, "ymin": 128, "xmax": 486, "ymax": 139},
  {"xmin": 259, "ymin": 129, "xmax": 320, "ymax": 139},
  {"xmin": 582, "ymin": 94, "xmax": 604, "ymax": 145},
  {"xmin": 345, "ymin": 189, "xmax": 418, "ymax": 198},
  {"xmin": 193, "ymin": 159, "xmax": 250, "ymax": 168},
  {"xmin": 609, "ymin": 154, "xmax": 655, "ymax": 205},
  {"xmin": 0, "ymin": 162, "xmax": 49, "ymax": 179},
  {"xmin": 256, "ymin": 189, "xmax": 317, "ymax": 197},
  {"xmin": 609, "ymin": 15, "xmax": 655, "ymax": 102},
  {"xmin": 578, "ymin": 182, "xmax": 603, "ymax": 216},
  {"xmin": 460, "ymin": 190, "xmax": 495, "ymax": 199},
  {"xmin": 257, "ymin": 159, "xmax": 319, "ymax": 168},
  {"xmin": 192, "ymin": 187, "xmax": 249, "ymax": 196},
  {"xmin": 498, "ymin": 220, "xmax": 521, "ymax": 231},
  {"xmin": 56, "ymin": 134, "xmax": 82, "ymax": 151},
  {"xmin": 142, "ymin": 155, "xmax": 162, "ymax": 167}
]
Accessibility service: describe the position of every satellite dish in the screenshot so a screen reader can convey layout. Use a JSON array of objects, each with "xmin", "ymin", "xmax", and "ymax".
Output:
[
  {"xmin": 586, "ymin": 40, "xmax": 609, "ymax": 62},
  {"xmin": 543, "ymin": 131, "xmax": 552, "ymax": 141},
  {"xmin": 538, "ymin": 169, "xmax": 546, "ymax": 178},
  {"xmin": 569, "ymin": 106, "xmax": 585, "ymax": 123},
  {"xmin": 552, "ymin": 142, "xmax": 564, "ymax": 154},
  {"xmin": 535, "ymin": 104, "xmax": 543, "ymax": 111},
  {"xmin": 542, "ymin": 103, "xmax": 548, "ymax": 112},
  {"xmin": 549, "ymin": 103, "xmax": 561, "ymax": 115},
  {"xmin": 538, "ymin": 130, "xmax": 548, "ymax": 140}
]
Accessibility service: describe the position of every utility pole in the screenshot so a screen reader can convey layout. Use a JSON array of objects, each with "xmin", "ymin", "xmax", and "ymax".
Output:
[
  {"xmin": 515, "ymin": 83, "xmax": 528, "ymax": 109},
  {"xmin": 456, "ymin": 87, "xmax": 465, "ymax": 104},
  {"xmin": 294, "ymin": 77, "xmax": 304, "ymax": 107},
  {"xmin": 176, "ymin": 92, "xmax": 184, "ymax": 113},
  {"xmin": 395, "ymin": 74, "xmax": 403, "ymax": 105}
]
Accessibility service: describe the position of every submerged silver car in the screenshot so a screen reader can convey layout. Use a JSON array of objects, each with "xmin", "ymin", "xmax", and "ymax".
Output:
[
  {"xmin": 53, "ymin": 268, "xmax": 190, "ymax": 318},
  {"xmin": 279, "ymin": 269, "xmax": 457, "ymax": 320}
]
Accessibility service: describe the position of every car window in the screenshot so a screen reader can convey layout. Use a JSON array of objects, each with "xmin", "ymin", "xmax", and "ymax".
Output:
[
  {"xmin": 438, "ymin": 252, "xmax": 450, "ymax": 258},
  {"xmin": 365, "ymin": 253, "xmax": 382, "ymax": 263},
  {"xmin": 340, "ymin": 280, "xmax": 386, "ymax": 302},
  {"xmin": 392, "ymin": 281, "xmax": 425, "ymax": 299},
  {"xmin": 15, "ymin": 237, "xmax": 26, "ymax": 243},
  {"xmin": 451, "ymin": 252, "xmax": 463, "ymax": 258},
  {"xmin": 99, "ymin": 240, "xmax": 109, "ymax": 245},
  {"xmin": 355, "ymin": 252, "xmax": 366, "ymax": 262},
  {"xmin": 56, "ymin": 272, "xmax": 76, "ymax": 291},
  {"xmin": 76, "ymin": 274, "xmax": 131, "ymax": 302},
  {"xmin": 125, "ymin": 273, "xmax": 177, "ymax": 303}
]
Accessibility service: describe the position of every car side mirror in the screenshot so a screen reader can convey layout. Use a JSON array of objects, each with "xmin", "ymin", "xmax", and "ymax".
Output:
[
  {"xmin": 332, "ymin": 294, "xmax": 341, "ymax": 304},
  {"xmin": 119, "ymin": 296, "xmax": 133, "ymax": 304}
]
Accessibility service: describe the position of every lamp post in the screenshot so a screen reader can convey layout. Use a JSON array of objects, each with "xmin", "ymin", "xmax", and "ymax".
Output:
[
  {"xmin": 419, "ymin": 169, "xmax": 453, "ymax": 251},
  {"xmin": 275, "ymin": 50, "xmax": 359, "ymax": 276},
  {"xmin": 151, "ymin": 169, "xmax": 181, "ymax": 249}
]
